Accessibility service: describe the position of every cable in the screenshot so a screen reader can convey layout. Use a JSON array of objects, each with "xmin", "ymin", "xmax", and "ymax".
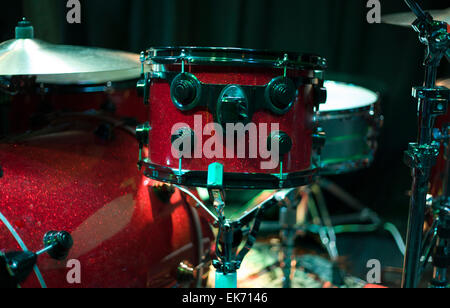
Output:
[
  {"xmin": 332, "ymin": 222, "xmax": 406, "ymax": 256},
  {"xmin": 0, "ymin": 211, "xmax": 46, "ymax": 288},
  {"xmin": 173, "ymin": 184, "xmax": 218, "ymax": 222},
  {"xmin": 180, "ymin": 190, "xmax": 205, "ymax": 288},
  {"xmin": 383, "ymin": 222, "xmax": 406, "ymax": 256},
  {"xmin": 316, "ymin": 180, "xmax": 405, "ymax": 256}
]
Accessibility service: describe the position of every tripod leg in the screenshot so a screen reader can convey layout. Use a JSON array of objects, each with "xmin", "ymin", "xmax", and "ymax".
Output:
[
  {"xmin": 310, "ymin": 184, "xmax": 339, "ymax": 260},
  {"xmin": 279, "ymin": 193, "xmax": 299, "ymax": 289}
]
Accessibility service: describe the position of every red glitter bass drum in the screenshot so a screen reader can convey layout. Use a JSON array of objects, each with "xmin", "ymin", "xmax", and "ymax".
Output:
[
  {"xmin": 0, "ymin": 117, "xmax": 212, "ymax": 288},
  {"xmin": 137, "ymin": 47, "xmax": 328, "ymax": 189},
  {"xmin": 1, "ymin": 78, "xmax": 148, "ymax": 137}
]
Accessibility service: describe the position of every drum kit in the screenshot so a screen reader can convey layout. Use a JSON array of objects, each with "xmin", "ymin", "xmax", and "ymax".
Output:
[{"xmin": 0, "ymin": 0, "xmax": 448, "ymax": 289}]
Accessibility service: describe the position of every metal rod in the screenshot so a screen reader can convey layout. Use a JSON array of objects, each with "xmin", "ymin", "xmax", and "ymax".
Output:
[
  {"xmin": 279, "ymin": 198, "xmax": 296, "ymax": 289},
  {"xmin": 36, "ymin": 245, "xmax": 53, "ymax": 256},
  {"xmin": 402, "ymin": 60, "xmax": 441, "ymax": 288},
  {"xmin": 404, "ymin": 0, "xmax": 433, "ymax": 24}
]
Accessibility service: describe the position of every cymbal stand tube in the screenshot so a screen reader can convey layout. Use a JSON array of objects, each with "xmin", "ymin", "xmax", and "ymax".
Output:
[{"xmin": 402, "ymin": 0, "xmax": 450, "ymax": 288}]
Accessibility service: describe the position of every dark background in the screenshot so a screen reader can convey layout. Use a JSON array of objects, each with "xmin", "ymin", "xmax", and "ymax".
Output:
[{"xmin": 1, "ymin": 0, "xmax": 449, "ymax": 281}]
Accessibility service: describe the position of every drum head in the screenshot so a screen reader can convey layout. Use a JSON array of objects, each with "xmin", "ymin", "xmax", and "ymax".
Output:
[{"xmin": 320, "ymin": 81, "xmax": 379, "ymax": 112}]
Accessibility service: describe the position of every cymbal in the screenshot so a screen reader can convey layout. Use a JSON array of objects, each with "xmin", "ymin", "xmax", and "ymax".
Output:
[
  {"xmin": 0, "ymin": 39, "xmax": 142, "ymax": 84},
  {"xmin": 437, "ymin": 78, "xmax": 450, "ymax": 88},
  {"xmin": 382, "ymin": 7, "xmax": 450, "ymax": 27}
]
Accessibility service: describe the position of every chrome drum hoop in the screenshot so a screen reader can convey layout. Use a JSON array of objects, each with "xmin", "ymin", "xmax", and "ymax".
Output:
[
  {"xmin": 140, "ymin": 160, "xmax": 318, "ymax": 190},
  {"xmin": 143, "ymin": 46, "xmax": 328, "ymax": 71}
]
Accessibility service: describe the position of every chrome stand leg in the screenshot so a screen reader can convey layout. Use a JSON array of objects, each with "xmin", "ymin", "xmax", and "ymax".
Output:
[{"xmin": 279, "ymin": 199, "xmax": 297, "ymax": 289}]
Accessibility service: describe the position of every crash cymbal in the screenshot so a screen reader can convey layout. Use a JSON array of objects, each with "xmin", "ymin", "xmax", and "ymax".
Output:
[
  {"xmin": 437, "ymin": 78, "xmax": 450, "ymax": 88},
  {"xmin": 382, "ymin": 7, "xmax": 450, "ymax": 27},
  {"xmin": 0, "ymin": 18, "xmax": 142, "ymax": 84}
]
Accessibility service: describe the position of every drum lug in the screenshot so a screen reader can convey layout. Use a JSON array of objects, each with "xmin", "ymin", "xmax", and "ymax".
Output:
[
  {"xmin": 136, "ymin": 72, "xmax": 151, "ymax": 105},
  {"xmin": 171, "ymin": 127, "xmax": 196, "ymax": 183},
  {"xmin": 267, "ymin": 131, "xmax": 293, "ymax": 157},
  {"xmin": 136, "ymin": 122, "xmax": 151, "ymax": 170},
  {"xmin": 136, "ymin": 122, "xmax": 151, "ymax": 146},
  {"xmin": 313, "ymin": 83, "xmax": 328, "ymax": 109},
  {"xmin": 267, "ymin": 131, "xmax": 293, "ymax": 188},
  {"xmin": 265, "ymin": 77, "xmax": 296, "ymax": 113},
  {"xmin": 171, "ymin": 73, "xmax": 202, "ymax": 111}
]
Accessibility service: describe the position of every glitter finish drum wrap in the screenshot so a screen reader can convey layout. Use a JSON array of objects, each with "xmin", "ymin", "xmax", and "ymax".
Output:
[
  {"xmin": 2, "ymin": 80, "xmax": 148, "ymax": 137},
  {"xmin": 141, "ymin": 47, "xmax": 327, "ymax": 188},
  {"xmin": 0, "ymin": 119, "xmax": 212, "ymax": 288}
]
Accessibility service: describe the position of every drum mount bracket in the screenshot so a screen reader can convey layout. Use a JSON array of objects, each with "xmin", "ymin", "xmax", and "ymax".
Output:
[
  {"xmin": 404, "ymin": 88, "xmax": 448, "ymax": 173},
  {"xmin": 404, "ymin": 143, "xmax": 440, "ymax": 175},
  {"xmin": 206, "ymin": 163, "xmax": 287, "ymax": 287}
]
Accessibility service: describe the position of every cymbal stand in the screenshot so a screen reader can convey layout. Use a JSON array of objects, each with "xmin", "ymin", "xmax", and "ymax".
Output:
[{"xmin": 402, "ymin": 0, "xmax": 450, "ymax": 288}]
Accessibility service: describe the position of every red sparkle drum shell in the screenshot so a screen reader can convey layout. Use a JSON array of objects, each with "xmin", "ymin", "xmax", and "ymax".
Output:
[
  {"xmin": 143, "ymin": 47, "xmax": 327, "ymax": 189},
  {"xmin": 0, "ymin": 118, "xmax": 212, "ymax": 288},
  {"xmin": 2, "ymin": 80, "xmax": 148, "ymax": 137}
]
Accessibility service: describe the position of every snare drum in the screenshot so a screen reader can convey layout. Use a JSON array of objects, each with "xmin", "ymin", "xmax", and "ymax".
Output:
[
  {"xmin": 317, "ymin": 81, "xmax": 382, "ymax": 175},
  {"xmin": 138, "ymin": 47, "xmax": 327, "ymax": 189}
]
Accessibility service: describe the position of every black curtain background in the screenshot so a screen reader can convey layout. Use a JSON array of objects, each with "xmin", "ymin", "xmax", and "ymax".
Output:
[{"xmin": 1, "ymin": 0, "xmax": 449, "ymax": 228}]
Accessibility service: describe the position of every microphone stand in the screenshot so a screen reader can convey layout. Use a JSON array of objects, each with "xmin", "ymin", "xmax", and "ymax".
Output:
[{"xmin": 402, "ymin": 0, "xmax": 450, "ymax": 288}]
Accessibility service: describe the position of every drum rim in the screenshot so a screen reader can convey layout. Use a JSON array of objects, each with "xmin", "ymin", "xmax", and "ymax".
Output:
[
  {"xmin": 317, "ymin": 105, "xmax": 378, "ymax": 121},
  {"xmin": 320, "ymin": 81, "xmax": 381, "ymax": 115},
  {"xmin": 32, "ymin": 78, "xmax": 138, "ymax": 94},
  {"xmin": 141, "ymin": 160, "xmax": 317, "ymax": 189},
  {"xmin": 144, "ymin": 46, "xmax": 327, "ymax": 70},
  {"xmin": 318, "ymin": 93, "xmax": 381, "ymax": 121},
  {"xmin": 318, "ymin": 155, "xmax": 375, "ymax": 175}
]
